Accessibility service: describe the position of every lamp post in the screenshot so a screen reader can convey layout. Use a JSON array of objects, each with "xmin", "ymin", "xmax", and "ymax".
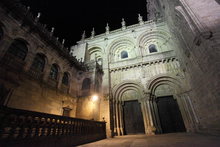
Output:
[{"xmin": 91, "ymin": 95, "xmax": 98, "ymax": 120}]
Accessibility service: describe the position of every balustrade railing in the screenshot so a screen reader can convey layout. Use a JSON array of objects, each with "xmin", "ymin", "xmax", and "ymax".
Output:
[{"xmin": 0, "ymin": 106, "xmax": 106, "ymax": 147}]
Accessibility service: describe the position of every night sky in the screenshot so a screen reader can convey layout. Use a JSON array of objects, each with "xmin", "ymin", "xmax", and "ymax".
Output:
[{"xmin": 20, "ymin": 0, "xmax": 147, "ymax": 47}]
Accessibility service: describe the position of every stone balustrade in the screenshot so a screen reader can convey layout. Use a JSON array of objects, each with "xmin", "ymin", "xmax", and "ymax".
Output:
[{"xmin": 0, "ymin": 106, "xmax": 106, "ymax": 146}]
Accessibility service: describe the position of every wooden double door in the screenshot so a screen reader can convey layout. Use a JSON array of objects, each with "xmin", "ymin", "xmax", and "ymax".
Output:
[
  {"xmin": 123, "ymin": 100, "xmax": 145, "ymax": 135},
  {"xmin": 157, "ymin": 96, "xmax": 186, "ymax": 133}
]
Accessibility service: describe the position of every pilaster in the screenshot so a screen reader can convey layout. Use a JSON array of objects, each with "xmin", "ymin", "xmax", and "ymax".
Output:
[{"xmin": 139, "ymin": 93, "xmax": 156, "ymax": 135}]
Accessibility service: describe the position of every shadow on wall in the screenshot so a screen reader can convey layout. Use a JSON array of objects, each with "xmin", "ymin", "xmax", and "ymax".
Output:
[{"xmin": 216, "ymin": 0, "xmax": 220, "ymax": 4}]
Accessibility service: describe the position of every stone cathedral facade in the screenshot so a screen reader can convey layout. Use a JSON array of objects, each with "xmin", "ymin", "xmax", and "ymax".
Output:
[{"xmin": 0, "ymin": 0, "xmax": 220, "ymax": 139}]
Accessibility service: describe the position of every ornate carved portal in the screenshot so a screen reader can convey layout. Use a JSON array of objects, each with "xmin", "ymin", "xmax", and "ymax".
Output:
[
  {"xmin": 112, "ymin": 78, "xmax": 198, "ymax": 136},
  {"xmin": 113, "ymin": 94, "xmax": 189, "ymax": 136},
  {"xmin": 113, "ymin": 91, "xmax": 157, "ymax": 136}
]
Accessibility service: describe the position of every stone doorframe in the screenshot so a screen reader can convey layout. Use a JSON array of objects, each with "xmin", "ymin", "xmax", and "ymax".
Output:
[
  {"xmin": 146, "ymin": 74, "xmax": 199, "ymax": 133},
  {"xmin": 112, "ymin": 75, "xmax": 199, "ymax": 136},
  {"xmin": 112, "ymin": 81, "xmax": 156, "ymax": 136}
]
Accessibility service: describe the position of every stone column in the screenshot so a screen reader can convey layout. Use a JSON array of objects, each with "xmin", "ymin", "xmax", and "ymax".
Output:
[
  {"xmin": 118, "ymin": 101, "xmax": 124, "ymax": 135},
  {"xmin": 57, "ymin": 72, "xmax": 64, "ymax": 89},
  {"xmin": 113, "ymin": 100, "xmax": 117, "ymax": 136},
  {"xmin": 23, "ymin": 52, "xmax": 35, "ymax": 72},
  {"xmin": 43, "ymin": 64, "xmax": 51, "ymax": 82},
  {"xmin": 139, "ymin": 93, "xmax": 156, "ymax": 135},
  {"xmin": 115, "ymin": 101, "xmax": 121, "ymax": 136},
  {"xmin": 151, "ymin": 95, "xmax": 162, "ymax": 133}
]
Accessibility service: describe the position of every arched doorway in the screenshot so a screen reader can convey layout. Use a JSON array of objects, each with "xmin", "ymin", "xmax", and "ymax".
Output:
[
  {"xmin": 112, "ymin": 82, "xmax": 145, "ymax": 136},
  {"xmin": 147, "ymin": 75, "xmax": 194, "ymax": 134},
  {"xmin": 156, "ymin": 95, "xmax": 186, "ymax": 133},
  {"xmin": 121, "ymin": 90, "xmax": 145, "ymax": 135}
]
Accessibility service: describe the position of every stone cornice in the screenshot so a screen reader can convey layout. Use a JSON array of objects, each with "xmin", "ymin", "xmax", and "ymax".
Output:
[
  {"xmin": 109, "ymin": 50, "xmax": 176, "ymax": 71},
  {"xmin": 109, "ymin": 52, "xmax": 177, "ymax": 72}
]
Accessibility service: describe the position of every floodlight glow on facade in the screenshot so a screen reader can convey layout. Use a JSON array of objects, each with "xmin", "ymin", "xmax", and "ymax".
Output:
[{"xmin": 91, "ymin": 95, "xmax": 98, "ymax": 102}]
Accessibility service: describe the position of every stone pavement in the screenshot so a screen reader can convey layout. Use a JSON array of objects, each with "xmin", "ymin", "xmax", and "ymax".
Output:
[{"xmin": 78, "ymin": 133, "xmax": 220, "ymax": 147}]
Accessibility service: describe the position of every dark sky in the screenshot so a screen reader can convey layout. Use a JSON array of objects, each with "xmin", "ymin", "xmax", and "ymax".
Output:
[{"xmin": 20, "ymin": 0, "xmax": 147, "ymax": 47}]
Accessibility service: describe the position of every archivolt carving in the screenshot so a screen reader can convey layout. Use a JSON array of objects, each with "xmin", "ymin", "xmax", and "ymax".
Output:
[
  {"xmin": 138, "ymin": 29, "xmax": 171, "ymax": 48},
  {"xmin": 108, "ymin": 38, "xmax": 135, "ymax": 62},
  {"xmin": 112, "ymin": 81, "xmax": 144, "ymax": 101},
  {"xmin": 146, "ymin": 74, "xmax": 184, "ymax": 95},
  {"xmin": 87, "ymin": 46, "xmax": 103, "ymax": 61}
]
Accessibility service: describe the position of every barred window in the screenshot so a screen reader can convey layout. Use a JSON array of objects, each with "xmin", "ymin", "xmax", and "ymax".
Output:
[
  {"xmin": 62, "ymin": 72, "xmax": 69, "ymax": 85},
  {"xmin": 82, "ymin": 78, "xmax": 91, "ymax": 90},
  {"xmin": 31, "ymin": 54, "xmax": 45, "ymax": 72},
  {"xmin": 149, "ymin": 44, "xmax": 157, "ymax": 53},
  {"xmin": 121, "ymin": 50, "xmax": 128, "ymax": 59},
  {"xmin": 7, "ymin": 39, "xmax": 28, "ymax": 60},
  {"xmin": 49, "ymin": 64, "xmax": 59, "ymax": 80}
]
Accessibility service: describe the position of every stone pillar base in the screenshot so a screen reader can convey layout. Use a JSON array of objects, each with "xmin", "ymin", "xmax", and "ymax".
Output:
[{"xmin": 146, "ymin": 126, "xmax": 156, "ymax": 135}]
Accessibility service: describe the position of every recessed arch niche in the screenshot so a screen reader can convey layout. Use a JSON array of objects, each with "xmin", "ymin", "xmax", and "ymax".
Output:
[{"xmin": 108, "ymin": 38, "xmax": 136, "ymax": 62}]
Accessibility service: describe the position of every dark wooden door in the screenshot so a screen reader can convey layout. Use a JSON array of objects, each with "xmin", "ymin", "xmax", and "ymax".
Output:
[
  {"xmin": 157, "ymin": 96, "xmax": 186, "ymax": 133},
  {"xmin": 123, "ymin": 100, "xmax": 145, "ymax": 134}
]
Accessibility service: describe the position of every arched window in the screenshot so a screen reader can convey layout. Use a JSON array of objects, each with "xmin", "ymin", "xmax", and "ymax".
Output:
[
  {"xmin": 7, "ymin": 39, "xmax": 28, "ymax": 60},
  {"xmin": 62, "ymin": 72, "xmax": 69, "ymax": 85},
  {"xmin": 49, "ymin": 64, "xmax": 59, "ymax": 80},
  {"xmin": 121, "ymin": 50, "xmax": 128, "ymax": 59},
  {"xmin": 31, "ymin": 54, "xmax": 45, "ymax": 72},
  {"xmin": 149, "ymin": 44, "xmax": 158, "ymax": 53},
  {"xmin": 82, "ymin": 78, "xmax": 91, "ymax": 90}
]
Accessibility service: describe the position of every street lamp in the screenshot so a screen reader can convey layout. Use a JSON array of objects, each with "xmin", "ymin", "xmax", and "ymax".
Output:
[
  {"xmin": 91, "ymin": 95, "xmax": 98, "ymax": 102},
  {"xmin": 91, "ymin": 94, "xmax": 98, "ymax": 120}
]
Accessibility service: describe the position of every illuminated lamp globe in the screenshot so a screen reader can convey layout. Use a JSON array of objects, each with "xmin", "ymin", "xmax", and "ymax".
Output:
[{"xmin": 92, "ymin": 95, "xmax": 98, "ymax": 101}]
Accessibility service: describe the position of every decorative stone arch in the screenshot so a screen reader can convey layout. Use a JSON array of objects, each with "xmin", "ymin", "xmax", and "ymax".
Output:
[
  {"xmin": 62, "ymin": 71, "xmax": 71, "ymax": 86},
  {"xmin": 146, "ymin": 74, "xmax": 184, "ymax": 95},
  {"xmin": 145, "ymin": 74, "xmax": 198, "ymax": 134},
  {"xmin": 49, "ymin": 63, "xmax": 62, "ymax": 81},
  {"xmin": 87, "ymin": 45, "xmax": 103, "ymax": 63},
  {"xmin": 112, "ymin": 81, "xmax": 146, "ymax": 136},
  {"xmin": 30, "ymin": 52, "xmax": 48, "ymax": 72},
  {"xmin": 112, "ymin": 80, "xmax": 144, "ymax": 102},
  {"xmin": 174, "ymin": 6, "xmax": 196, "ymax": 34},
  {"xmin": 34, "ymin": 52, "xmax": 49, "ymax": 66},
  {"xmin": 108, "ymin": 37, "xmax": 136, "ymax": 62},
  {"xmin": 13, "ymin": 37, "xmax": 36, "ymax": 54},
  {"xmin": 5, "ymin": 38, "xmax": 29, "ymax": 61},
  {"xmin": 138, "ymin": 29, "xmax": 173, "ymax": 55}
]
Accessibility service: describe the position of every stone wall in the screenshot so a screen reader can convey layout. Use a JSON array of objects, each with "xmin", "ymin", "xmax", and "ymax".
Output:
[
  {"xmin": 0, "ymin": 3, "xmax": 86, "ymax": 118},
  {"xmin": 157, "ymin": 0, "xmax": 220, "ymax": 134}
]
